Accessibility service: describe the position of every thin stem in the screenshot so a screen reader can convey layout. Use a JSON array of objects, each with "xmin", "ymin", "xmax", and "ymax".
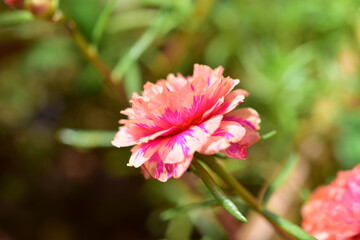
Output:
[
  {"xmin": 62, "ymin": 18, "xmax": 129, "ymax": 106},
  {"xmin": 191, "ymin": 160, "xmax": 247, "ymax": 222},
  {"xmin": 196, "ymin": 154, "xmax": 295, "ymax": 240}
]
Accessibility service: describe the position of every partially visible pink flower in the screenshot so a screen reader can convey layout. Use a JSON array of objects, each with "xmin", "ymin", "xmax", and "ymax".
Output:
[
  {"xmin": 4, "ymin": 0, "xmax": 23, "ymax": 8},
  {"xmin": 112, "ymin": 64, "xmax": 261, "ymax": 182},
  {"xmin": 302, "ymin": 164, "xmax": 360, "ymax": 240}
]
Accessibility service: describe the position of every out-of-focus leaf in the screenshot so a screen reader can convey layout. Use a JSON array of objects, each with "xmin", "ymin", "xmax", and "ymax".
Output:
[
  {"xmin": 191, "ymin": 161, "xmax": 247, "ymax": 222},
  {"xmin": 106, "ymin": 9, "xmax": 159, "ymax": 32},
  {"xmin": 205, "ymin": 34, "xmax": 233, "ymax": 67},
  {"xmin": 74, "ymin": 64, "xmax": 103, "ymax": 96},
  {"xmin": 145, "ymin": 179, "xmax": 227, "ymax": 240},
  {"xmin": 57, "ymin": 128, "xmax": 115, "ymax": 148},
  {"xmin": 111, "ymin": 12, "xmax": 173, "ymax": 81},
  {"xmin": 165, "ymin": 213, "xmax": 193, "ymax": 240},
  {"xmin": 91, "ymin": 0, "xmax": 118, "ymax": 46},
  {"xmin": 265, "ymin": 210, "xmax": 317, "ymax": 240},
  {"xmin": 160, "ymin": 196, "xmax": 246, "ymax": 221},
  {"xmin": 124, "ymin": 62, "xmax": 142, "ymax": 97},
  {"xmin": 0, "ymin": 11, "xmax": 33, "ymax": 25},
  {"xmin": 24, "ymin": 37, "xmax": 75, "ymax": 73},
  {"xmin": 102, "ymin": 149, "xmax": 135, "ymax": 177},
  {"xmin": 214, "ymin": 152, "xmax": 227, "ymax": 159},
  {"xmin": 188, "ymin": 208, "xmax": 226, "ymax": 240},
  {"xmin": 262, "ymin": 153, "xmax": 298, "ymax": 205},
  {"xmin": 60, "ymin": 0, "xmax": 103, "ymax": 39},
  {"xmin": 261, "ymin": 130, "xmax": 277, "ymax": 140},
  {"xmin": 51, "ymin": 0, "xmax": 59, "ymax": 8},
  {"xmin": 335, "ymin": 110, "xmax": 360, "ymax": 169},
  {"xmin": 161, "ymin": 199, "xmax": 217, "ymax": 221},
  {"xmin": 140, "ymin": 0, "xmax": 192, "ymax": 12}
]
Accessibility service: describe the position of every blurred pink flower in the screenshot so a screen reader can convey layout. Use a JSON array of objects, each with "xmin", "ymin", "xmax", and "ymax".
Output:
[
  {"xmin": 302, "ymin": 164, "xmax": 360, "ymax": 240},
  {"xmin": 4, "ymin": 0, "xmax": 23, "ymax": 8},
  {"xmin": 112, "ymin": 64, "xmax": 261, "ymax": 182}
]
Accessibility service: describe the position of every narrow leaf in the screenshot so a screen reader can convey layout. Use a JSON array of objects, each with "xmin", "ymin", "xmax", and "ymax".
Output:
[
  {"xmin": 111, "ymin": 12, "xmax": 171, "ymax": 81},
  {"xmin": 214, "ymin": 152, "xmax": 227, "ymax": 159},
  {"xmin": 124, "ymin": 62, "xmax": 142, "ymax": 98},
  {"xmin": 264, "ymin": 210, "xmax": 316, "ymax": 240},
  {"xmin": 191, "ymin": 160, "xmax": 247, "ymax": 222},
  {"xmin": 51, "ymin": 0, "xmax": 59, "ymax": 9},
  {"xmin": 106, "ymin": 9, "xmax": 159, "ymax": 33},
  {"xmin": 261, "ymin": 130, "xmax": 277, "ymax": 140},
  {"xmin": 91, "ymin": 0, "xmax": 118, "ymax": 46},
  {"xmin": 165, "ymin": 213, "xmax": 193, "ymax": 240},
  {"xmin": 160, "ymin": 196, "xmax": 246, "ymax": 220},
  {"xmin": 57, "ymin": 128, "xmax": 115, "ymax": 148},
  {"xmin": 0, "ymin": 11, "xmax": 33, "ymax": 25},
  {"xmin": 262, "ymin": 153, "xmax": 298, "ymax": 205}
]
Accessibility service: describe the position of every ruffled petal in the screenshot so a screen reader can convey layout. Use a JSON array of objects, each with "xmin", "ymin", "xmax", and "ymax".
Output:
[
  {"xmin": 199, "ymin": 120, "xmax": 246, "ymax": 155},
  {"xmin": 193, "ymin": 64, "xmax": 224, "ymax": 87},
  {"xmin": 223, "ymin": 108, "xmax": 261, "ymax": 130},
  {"xmin": 216, "ymin": 89, "xmax": 248, "ymax": 115},
  {"xmin": 112, "ymin": 121, "xmax": 175, "ymax": 147},
  {"xmin": 222, "ymin": 122, "xmax": 261, "ymax": 159},
  {"xmin": 141, "ymin": 153, "xmax": 193, "ymax": 182},
  {"xmin": 159, "ymin": 115, "xmax": 223, "ymax": 163},
  {"xmin": 127, "ymin": 138, "xmax": 162, "ymax": 167},
  {"xmin": 112, "ymin": 126, "xmax": 146, "ymax": 147}
]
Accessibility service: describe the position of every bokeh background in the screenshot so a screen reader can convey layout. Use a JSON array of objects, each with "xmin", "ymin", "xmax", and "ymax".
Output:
[{"xmin": 1, "ymin": 0, "xmax": 360, "ymax": 239}]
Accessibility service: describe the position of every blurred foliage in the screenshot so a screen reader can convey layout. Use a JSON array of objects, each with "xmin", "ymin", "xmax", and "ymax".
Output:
[{"xmin": 0, "ymin": 0, "xmax": 360, "ymax": 239}]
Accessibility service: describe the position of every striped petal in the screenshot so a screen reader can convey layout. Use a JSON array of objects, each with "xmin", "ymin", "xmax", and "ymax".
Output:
[{"xmin": 199, "ymin": 120, "xmax": 246, "ymax": 155}]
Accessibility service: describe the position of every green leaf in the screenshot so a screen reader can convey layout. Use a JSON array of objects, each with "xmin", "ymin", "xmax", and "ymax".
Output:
[
  {"xmin": 106, "ymin": 9, "xmax": 159, "ymax": 33},
  {"xmin": 160, "ymin": 199, "xmax": 218, "ymax": 221},
  {"xmin": 264, "ymin": 210, "xmax": 316, "ymax": 240},
  {"xmin": 57, "ymin": 128, "xmax": 115, "ymax": 148},
  {"xmin": 124, "ymin": 62, "xmax": 142, "ymax": 97},
  {"xmin": 91, "ymin": 0, "xmax": 118, "ymax": 46},
  {"xmin": 191, "ymin": 160, "xmax": 247, "ymax": 222},
  {"xmin": 261, "ymin": 130, "xmax": 277, "ymax": 140},
  {"xmin": 111, "ymin": 12, "xmax": 172, "ymax": 81},
  {"xmin": 262, "ymin": 153, "xmax": 298, "ymax": 205},
  {"xmin": 0, "ymin": 11, "xmax": 33, "ymax": 25},
  {"xmin": 51, "ymin": 0, "xmax": 59, "ymax": 9},
  {"xmin": 165, "ymin": 213, "xmax": 193, "ymax": 240},
  {"xmin": 160, "ymin": 196, "xmax": 246, "ymax": 221}
]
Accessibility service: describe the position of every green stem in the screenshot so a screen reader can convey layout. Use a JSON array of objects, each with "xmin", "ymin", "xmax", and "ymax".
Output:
[
  {"xmin": 191, "ymin": 160, "xmax": 247, "ymax": 222},
  {"xmin": 196, "ymin": 154, "xmax": 296, "ymax": 240}
]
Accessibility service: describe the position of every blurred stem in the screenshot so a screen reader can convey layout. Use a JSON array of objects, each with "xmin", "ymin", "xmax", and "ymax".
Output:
[
  {"xmin": 61, "ymin": 17, "xmax": 128, "ymax": 106},
  {"xmin": 196, "ymin": 154, "xmax": 295, "ymax": 240}
]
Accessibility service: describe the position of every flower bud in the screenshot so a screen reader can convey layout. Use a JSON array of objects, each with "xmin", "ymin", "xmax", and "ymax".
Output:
[
  {"xmin": 4, "ymin": 0, "xmax": 24, "ymax": 8},
  {"xmin": 24, "ymin": 0, "xmax": 54, "ymax": 19}
]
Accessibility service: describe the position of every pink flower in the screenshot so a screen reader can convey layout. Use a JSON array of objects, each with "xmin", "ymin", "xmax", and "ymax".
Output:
[
  {"xmin": 4, "ymin": 0, "xmax": 23, "ymax": 8},
  {"xmin": 302, "ymin": 164, "xmax": 360, "ymax": 240},
  {"xmin": 112, "ymin": 64, "xmax": 261, "ymax": 182}
]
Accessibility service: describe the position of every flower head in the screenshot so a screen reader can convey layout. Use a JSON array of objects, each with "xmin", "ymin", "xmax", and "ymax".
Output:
[
  {"xmin": 302, "ymin": 164, "xmax": 360, "ymax": 240},
  {"xmin": 112, "ymin": 64, "xmax": 261, "ymax": 182}
]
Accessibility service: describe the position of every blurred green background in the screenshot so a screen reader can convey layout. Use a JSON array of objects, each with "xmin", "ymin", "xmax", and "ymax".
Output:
[{"xmin": 0, "ymin": 0, "xmax": 359, "ymax": 239}]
